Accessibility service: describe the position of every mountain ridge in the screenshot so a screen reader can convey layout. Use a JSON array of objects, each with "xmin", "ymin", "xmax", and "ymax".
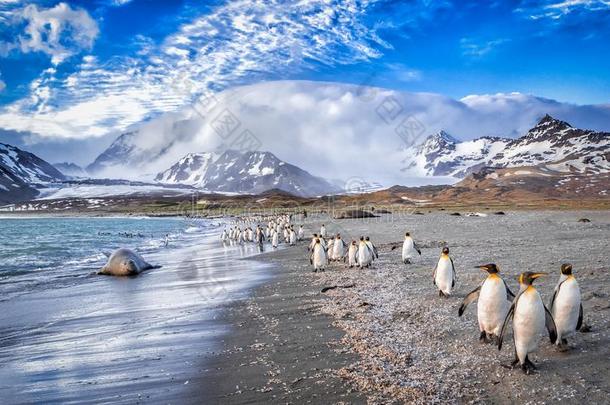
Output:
[
  {"xmin": 404, "ymin": 115, "xmax": 609, "ymax": 178},
  {"xmin": 156, "ymin": 150, "xmax": 340, "ymax": 197}
]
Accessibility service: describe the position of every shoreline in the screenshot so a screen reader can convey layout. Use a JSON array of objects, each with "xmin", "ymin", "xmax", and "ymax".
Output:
[
  {"xmin": 188, "ymin": 244, "xmax": 365, "ymax": 403},
  {"xmin": 192, "ymin": 210, "xmax": 609, "ymax": 404},
  {"xmin": 0, "ymin": 218, "xmax": 273, "ymax": 404}
]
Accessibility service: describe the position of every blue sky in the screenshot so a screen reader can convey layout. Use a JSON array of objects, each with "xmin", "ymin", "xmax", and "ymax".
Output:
[{"xmin": 0, "ymin": 0, "xmax": 609, "ymax": 161}]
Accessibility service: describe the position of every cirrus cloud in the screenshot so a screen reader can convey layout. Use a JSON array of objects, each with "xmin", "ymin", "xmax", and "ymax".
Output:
[{"xmin": 0, "ymin": 2, "xmax": 99, "ymax": 65}]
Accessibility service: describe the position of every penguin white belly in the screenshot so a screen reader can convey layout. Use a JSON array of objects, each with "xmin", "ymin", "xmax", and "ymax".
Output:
[
  {"xmin": 272, "ymin": 232, "xmax": 278, "ymax": 247},
  {"xmin": 290, "ymin": 232, "xmax": 296, "ymax": 245},
  {"xmin": 402, "ymin": 239, "xmax": 414, "ymax": 260},
  {"xmin": 552, "ymin": 279, "xmax": 581, "ymax": 341},
  {"xmin": 514, "ymin": 290, "xmax": 545, "ymax": 361},
  {"xmin": 313, "ymin": 245, "xmax": 326, "ymax": 270},
  {"xmin": 358, "ymin": 245, "xmax": 371, "ymax": 267},
  {"xmin": 348, "ymin": 247, "xmax": 357, "ymax": 266},
  {"xmin": 333, "ymin": 243, "xmax": 343, "ymax": 260},
  {"xmin": 434, "ymin": 257, "xmax": 453, "ymax": 294},
  {"xmin": 478, "ymin": 277, "xmax": 509, "ymax": 335}
]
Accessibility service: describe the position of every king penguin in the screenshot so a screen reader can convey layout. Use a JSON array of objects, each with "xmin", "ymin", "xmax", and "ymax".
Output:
[
  {"xmin": 310, "ymin": 238, "xmax": 327, "ymax": 272},
  {"xmin": 433, "ymin": 247, "xmax": 456, "ymax": 297},
  {"xmin": 357, "ymin": 236, "xmax": 373, "ymax": 268},
  {"xmin": 347, "ymin": 240, "xmax": 358, "ymax": 268},
  {"xmin": 498, "ymin": 272, "xmax": 557, "ymax": 374},
  {"xmin": 402, "ymin": 232, "xmax": 421, "ymax": 264},
  {"xmin": 458, "ymin": 263, "xmax": 515, "ymax": 343},
  {"xmin": 550, "ymin": 263, "xmax": 583, "ymax": 350}
]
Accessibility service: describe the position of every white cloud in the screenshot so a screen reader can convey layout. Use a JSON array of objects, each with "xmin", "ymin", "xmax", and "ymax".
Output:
[
  {"xmin": 86, "ymin": 80, "xmax": 610, "ymax": 185},
  {"xmin": 110, "ymin": 0, "xmax": 133, "ymax": 6},
  {"xmin": 460, "ymin": 38, "xmax": 509, "ymax": 58},
  {"xmin": 518, "ymin": 0, "xmax": 610, "ymax": 20},
  {"xmin": 0, "ymin": 0, "xmax": 388, "ymax": 140},
  {"xmin": 1, "ymin": 2, "xmax": 99, "ymax": 65}
]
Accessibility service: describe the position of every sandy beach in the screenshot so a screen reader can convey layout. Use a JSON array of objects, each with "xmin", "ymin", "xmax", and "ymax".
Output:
[{"xmin": 197, "ymin": 210, "xmax": 609, "ymax": 404}]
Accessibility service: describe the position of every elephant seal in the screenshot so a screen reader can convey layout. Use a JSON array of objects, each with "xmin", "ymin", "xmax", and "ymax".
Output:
[{"xmin": 98, "ymin": 248, "xmax": 159, "ymax": 276}]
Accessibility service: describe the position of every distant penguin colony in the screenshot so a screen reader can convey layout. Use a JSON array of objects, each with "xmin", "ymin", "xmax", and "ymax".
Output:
[{"xmin": 220, "ymin": 217, "xmax": 585, "ymax": 375}]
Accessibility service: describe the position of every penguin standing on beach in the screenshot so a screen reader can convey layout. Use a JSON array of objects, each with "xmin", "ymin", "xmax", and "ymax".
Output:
[
  {"xmin": 433, "ymin": 247, "xmax": 456, "ymax": 297},
  {"xmin": 320, "ymin": 224, "xmax": 327, "ymax": 238},
  {"xmin": 327, "ymin": 237, "xmax": 335, "ymax": 260},
  {"xmin": 333, "ymin": 234, "xmax": 347, "ymax": 262},
  {"xmin": 255, "ymin": 226, "xmax": 265, "ymax": 248},
  {"xmin": 498, "ymin": 272, "xmax": 557, "ymax": 374},
  {"xmin": 271, "ymin": 229, "xmax": 279, "ymax": 248},
  {"xmin": 310, "ymin": 238, "xmax": 328, "ymax": 272},
  {"xmin": 289, "ymin": 227, "xmax": 297, "ymax": 246},
  {"xmin": 297, "ymin": 225, "xmax": 304, "ymax": 241},
  {"xmin": 550, "ymin": 264, "xmax": 583, "ymax": 350},
  {"xmin": 357, "ymin": 237, "xmax": 373, "ymax": 268},
  {"xmin": 458, "ymin": 263, "xmax": 514, "ymax": 343},
  {"xmin": 365, "ymin": 237, "xmax": 379, "ymax": 261},
  {"xmin": 402, "ymin": 232, "xmax": 421, "ymax": 264},
  {"xmin": 347, "ymin": 240, "xmax": 358, "ymax": 268}
]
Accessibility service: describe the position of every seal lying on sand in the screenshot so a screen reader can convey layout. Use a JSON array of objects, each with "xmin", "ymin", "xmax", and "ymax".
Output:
[{"xmin": 98, "ymin": 248, "xmax": 159, "ymax": 276}]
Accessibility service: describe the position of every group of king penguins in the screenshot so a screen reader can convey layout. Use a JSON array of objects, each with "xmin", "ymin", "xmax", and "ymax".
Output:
[
  {"xmin": 404, "ymin": 231, "xmax": 583, "ymax": 374},
  {"xmin": 307, "ymin": 224, "xmax": 380, "ymax": 272},
  {"xmin": 220, "ymin": 214, "xmax": 305, "ymax": 249},
  {"xmin": 221, "ymin": 219, "xmax": 584, "ymax": 375},
  {"xmin": 310, "ymin": 228, "xmax": 584, "ymax": 375}
]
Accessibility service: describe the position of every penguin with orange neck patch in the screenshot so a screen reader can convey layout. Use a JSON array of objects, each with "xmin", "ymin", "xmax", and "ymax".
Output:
[
  {"xmin": 433, "ymin": 247, "xmax": 455, "ymax": 298},
  {"xmin": 458, "ymin": 263, "xmax": 514, "ymax": 343},
  {"xmin": 498, "ymin": 272, "xmax": 557, "ymax": 374},
  {"xmin": 550, "ymin": 263, "xmax": 583, "ymax": 350}
]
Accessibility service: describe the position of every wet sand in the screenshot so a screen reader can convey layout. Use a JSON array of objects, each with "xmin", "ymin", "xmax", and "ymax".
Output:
[
  {"xmin": 0, "ymin": 219, "xmax": 271, "ymax": 404},
  {"xmin": 198, "ymin": 210, "xmax": 609, "ymax": 404}
]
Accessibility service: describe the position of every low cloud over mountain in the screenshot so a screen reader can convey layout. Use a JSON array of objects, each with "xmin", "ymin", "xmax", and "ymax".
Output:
[{"xmin": 85, "ymin": 81, "xmax": 610, "ymax": 186}]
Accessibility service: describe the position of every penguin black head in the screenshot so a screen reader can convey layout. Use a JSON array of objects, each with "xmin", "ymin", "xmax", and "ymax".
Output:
[
  {"xmin": 476, "ymin": 263, "xmax": 499, "ymax": 274},
  {"xmin": 405, "ymin": 232, "xmax": 410, "ymax": 237},
  {"xmin": 518, "ymin": 271, "xmax": 547, "ymax": 286},
  {"xmin": 313, "ymin": 233, "xmax": 318, "ymax": 237},
  {"xmin": 359, "ymin": 236, "xmax": 364, "ymax": 241},
  {"xmin": 365, "ymin": 236, "xmax": 370, "ymax": 241},
  {"xmin": 442, "ymin": 247, "xmax": 449, "ymax": 255},
  {"xmin": 351, "ymin": 240, "xmax": 356, "ymax": 245},
  {"xmin": 560, "ymin": 263, "xmax": 573, "ymax": 275},
  {"xmin": 315, "ymin": 238, "xmax": 320, "ymax": 244}
]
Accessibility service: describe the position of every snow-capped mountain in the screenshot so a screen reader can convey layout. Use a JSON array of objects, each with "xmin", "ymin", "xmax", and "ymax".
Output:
[
  {"xmin": 402, "ymin": 131, "xmax": 509, "ymax": 177},
  {"xmin": 86, "ymin": 131, "xmax": 139, "ymax": 174},
  {"xmin": 0, "ymin": 143, "xmax": 65, "ymax": 203},
  {"xmin": 54, "ymin": 162, "xmax": 88, "ymax": 178},
  {"xmin": 404, "ymin": 115, "xmax": 609, "ymax": 177},
  {"xmin": 488, "ymin": 114, "xmax": 610, "ymax": 174},
  {"xmin": 155, "ymin": 152, "xmax": 218, "ymax": 186},
  {"xmin": 156, "ymin": 150, "xmax": 340, "ymax": 197}
]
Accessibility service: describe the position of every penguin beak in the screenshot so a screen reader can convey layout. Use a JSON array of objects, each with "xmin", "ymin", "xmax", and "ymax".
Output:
[
  {"xmin": 475, "ymin": 265, "xmax": 490, "ymax": 272},
  {"xmin": 531, "ymin": 272, "xmax": 547, "ymax": 279}
]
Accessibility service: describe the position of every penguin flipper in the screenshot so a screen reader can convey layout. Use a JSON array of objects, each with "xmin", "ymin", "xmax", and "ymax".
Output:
[
  {"xmin": 458, "ymin": 286, "xmax": 480, "ymax": 316},
  {"xmin": 450, "ymin": 257, "xmax": 456, "ymax": 286},
  {"xmin": 309, "ymin": 252, "xmax": 313, "ymax": 265},
  {"xmin": 505, "ymin": 281, "xmax": 516, "ymax": 301},
  {"xmin": 414, "ymin": 242, "xmax": 422, "ymax": 255},
  {"xmin": 498, "ymin": 296, "xmax": 519, "ymax": 351},
  {"xmin": 544, "ymin": 305, "xmax": 558, "ymax": 344},
  {"xmin": 577, "ymin": 303, "xmax": 583, "ymax": 330}
]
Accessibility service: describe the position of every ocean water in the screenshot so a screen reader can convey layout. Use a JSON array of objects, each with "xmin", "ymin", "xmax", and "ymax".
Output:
[{"xmin": 0, "ymin": 217, "xmax": 270, "ymax": 403}]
